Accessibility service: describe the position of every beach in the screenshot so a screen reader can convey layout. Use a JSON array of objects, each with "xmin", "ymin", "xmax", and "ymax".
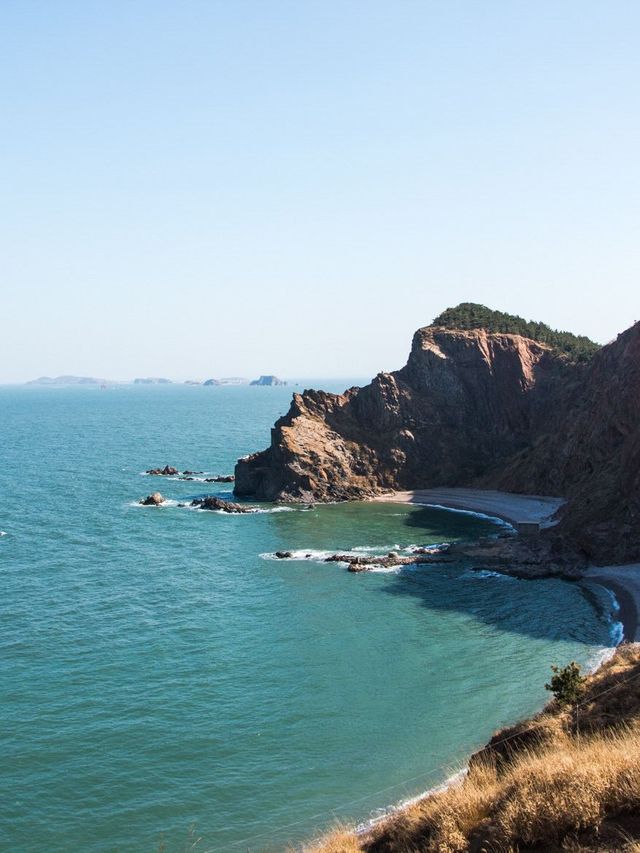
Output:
[{"xmin": 373, "ymin": 487, "xmax": 565, "ymax": 527}]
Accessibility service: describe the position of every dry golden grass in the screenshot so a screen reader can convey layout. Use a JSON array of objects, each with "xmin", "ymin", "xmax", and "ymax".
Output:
[
  {"xmin": 299, "ymin": 825, "xmax": 362, "ymax": 853},
  {"xmin": 303, "ymin": 645, "xmax": 640, "ymax": 853}
]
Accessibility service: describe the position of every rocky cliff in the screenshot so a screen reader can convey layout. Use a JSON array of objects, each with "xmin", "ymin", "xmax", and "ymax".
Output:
[
  {"xmin": 495, "ymin": 321, "xmax": 640, "ymax": 562},
  {"xmin": 234, "ymin": 324, "xmax": 570, "ymax": 502},
  {"xmin": 235, "ymin": 308, "xmax": 640, "ymax": 562}
]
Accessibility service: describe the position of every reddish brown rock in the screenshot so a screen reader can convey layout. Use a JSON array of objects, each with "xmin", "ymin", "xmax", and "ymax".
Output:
[{"xmin": 234, "ymin": 326, "xmax": 567, "ymax": 502}]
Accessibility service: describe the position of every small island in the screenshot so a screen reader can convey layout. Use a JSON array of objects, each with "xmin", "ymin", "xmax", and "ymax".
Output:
[{"xmin": 250, "ymin": 375, "xmax": 286, "ymax": 386}]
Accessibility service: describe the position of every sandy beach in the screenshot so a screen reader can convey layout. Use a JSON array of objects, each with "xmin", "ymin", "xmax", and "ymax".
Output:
[{"xmin": 373, "ymin": 487, "xmax": 565, "ymax": 528}]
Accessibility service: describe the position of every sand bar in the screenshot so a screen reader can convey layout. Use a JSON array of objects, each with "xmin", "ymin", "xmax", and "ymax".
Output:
[{"xmin": 373, "ymin": 487, "xmax": 565, "ymax": 528}]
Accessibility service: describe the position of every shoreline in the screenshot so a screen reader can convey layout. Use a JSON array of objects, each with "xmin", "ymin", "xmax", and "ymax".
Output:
[
  {"xmin": 582, "ymin": 565, "xmax": 640, "ymax": 643},
  {"xmin": 375, "ymin": 489, "xmax": 640, "ymax": 646},
  {"xmin": 372, "ymin": 487, "xmax": 565, "ymax": 528}
]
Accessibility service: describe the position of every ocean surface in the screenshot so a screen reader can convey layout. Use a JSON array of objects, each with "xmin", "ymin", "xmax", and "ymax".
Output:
[{"xmin": 0, "ymin": 383, "xmax": 619, "ymax": 852}]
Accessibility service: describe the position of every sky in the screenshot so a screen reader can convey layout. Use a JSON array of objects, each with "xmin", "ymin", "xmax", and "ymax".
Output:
[{"xmin": 1, "ymin": 1, "xmax": 639, "ymax": 382}]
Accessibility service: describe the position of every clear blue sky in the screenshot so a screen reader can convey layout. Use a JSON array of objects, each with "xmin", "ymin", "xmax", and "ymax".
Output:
[{"xmin": 2, "ymin": 1, "xmax": 639, "ymax": 381}]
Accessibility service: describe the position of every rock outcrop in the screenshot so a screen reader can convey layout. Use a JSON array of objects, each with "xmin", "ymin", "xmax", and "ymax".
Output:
[
  {"xmin": 190, "ymin": 496, "xmax": 256, "ymax": 513},
  {"xmin": 235, "ymin": 308, "xmax": 640, "ymax": 562},
  {"xmin": 146, "ymin": 465, "xmax": 179, "ymax": 476},
  {"xmin": 140, "ymin": 492, "xmax": 165, "ymax": 506},
  {"xmin": 235, "ymin": 325, "xmax": 568, "ymax": 502}
]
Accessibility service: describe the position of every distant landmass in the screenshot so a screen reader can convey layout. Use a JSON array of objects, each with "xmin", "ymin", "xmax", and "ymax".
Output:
[
  {"xmin": 25, "ymin": 374, "xmax": 287, "ymax": 387},
  {"xmin": 27, "ymin": 375, "xmax": 109, "ymax": 386},
  {"xmin": 250, "ymin": 375, "xmax": 287, "ymax": 386}
]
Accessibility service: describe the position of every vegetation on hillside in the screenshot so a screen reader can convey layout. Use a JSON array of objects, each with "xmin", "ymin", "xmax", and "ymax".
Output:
[
  {"xmin": 432, "ymin": 303, "xmax": 600, "ymax": 362},
  {"xmin": 303, "ymin": 645, "xmax": 640, "ymax": 853}
]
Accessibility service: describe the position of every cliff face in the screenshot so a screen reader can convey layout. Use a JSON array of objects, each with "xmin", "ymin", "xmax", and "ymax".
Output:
[
  {"xmin": 236, "ymin": 317, "xmax": 640, "ymax": 562},
  {"xmin": 234, "ymin": 327, "xmax": 569, "ymax": 502},
  {"xmin": 496, "ymin": 322, "xmax": 640, "ymax": 562}
]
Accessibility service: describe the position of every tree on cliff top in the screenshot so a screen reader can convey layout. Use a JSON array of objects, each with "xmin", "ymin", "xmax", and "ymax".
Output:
[{"xmin": 432, "ymin": 303, "xmax": 600, "ymax": 362}]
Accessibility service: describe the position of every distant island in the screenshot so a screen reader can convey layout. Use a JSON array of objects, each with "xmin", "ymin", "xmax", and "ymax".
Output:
[
  {"xmin": 23, "ymin": 375, "xmax": 286, "ymax": 387},
  {"xmin": 27, "ymin": 375, "xmax": 109, "ymax": 386},
  {"xmin": 250, "ymin": 375, "xmax": 286, "ymax": 386}
]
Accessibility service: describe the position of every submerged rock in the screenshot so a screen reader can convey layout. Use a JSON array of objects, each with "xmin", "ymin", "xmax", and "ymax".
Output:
[
  {"xmin": 140, "ymin": 492, "xmax": 165, "ymax": 506},
  {"xmin": 190, "ymin": 496, "xmax": 256, "ymax": 513}
]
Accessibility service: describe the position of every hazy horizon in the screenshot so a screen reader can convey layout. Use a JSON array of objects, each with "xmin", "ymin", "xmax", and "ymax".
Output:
[{"xmin": 2, "ymin": 1, "xmax": 639, "ymax": 382}]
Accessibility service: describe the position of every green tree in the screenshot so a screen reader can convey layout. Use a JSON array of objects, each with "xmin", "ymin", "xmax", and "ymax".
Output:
[
  {"xmin": 545, "ymin": 662, "xmax": 586, "ymax": 705},
  {"xmin": 431, "ymin": 303, "xmax": 600, "ymax": 362}
]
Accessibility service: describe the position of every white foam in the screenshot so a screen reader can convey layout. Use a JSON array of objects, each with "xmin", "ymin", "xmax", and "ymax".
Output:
[
  {"xmin": 412, "ymin": 501, "xmax": 515, "ymax": 531},
  {"xmin": 460, "ymin": 568, "xmax": 515, "ymax": 581},
  {"xmin": 0, "ymin": 531, "xmax": 7, "ymax": 537},
  {"xmin": 130, "ymin": 499, "xmax": 180, "ymax": 508},
  {"xmin": 355, "ymin": 767, "xmax": 468, "ymax": 835},
  {"xmin": 260, "ymin": 549, "xmax": 337, "ymax": 562}
]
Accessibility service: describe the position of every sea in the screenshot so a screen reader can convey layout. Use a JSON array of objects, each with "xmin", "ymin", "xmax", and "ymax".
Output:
[{"xmin": 0, "ymin": 382, "xmax": 620, "ymax": 852}]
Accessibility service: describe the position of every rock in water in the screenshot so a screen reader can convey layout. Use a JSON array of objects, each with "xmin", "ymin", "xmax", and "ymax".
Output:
[
  {"xmin": 190, "ymin": 496, "xmax": 255, "ymax": 513},
  {"xmin": 146, "ymin": 465, "xmax": 179, "ymax": 476},
  {"xmin": 140, "ymin": 492, "xmax": 165, "ymax": 506}
]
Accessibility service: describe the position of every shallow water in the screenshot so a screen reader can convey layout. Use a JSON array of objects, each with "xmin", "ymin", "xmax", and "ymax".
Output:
[{"xmin": 0, "ymin": 384, "xmax": 618, "ymax": 852}]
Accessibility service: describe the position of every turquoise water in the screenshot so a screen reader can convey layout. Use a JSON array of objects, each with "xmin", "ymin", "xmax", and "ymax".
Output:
[{"xmin": 0, "ymin": 384, "xmax": 617, "ymax": 852}]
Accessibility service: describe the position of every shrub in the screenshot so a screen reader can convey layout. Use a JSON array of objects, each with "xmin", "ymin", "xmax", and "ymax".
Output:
[{"xmin": 545, "ymin": 662, "xmax": 586, "ymax": 705}]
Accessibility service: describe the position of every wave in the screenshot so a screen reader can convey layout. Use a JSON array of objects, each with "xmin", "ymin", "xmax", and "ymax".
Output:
[
  {"xmin": 598, "ymin": 586, "xmax": 624, "ymax": 651},
  {"xmin": 0, "ymin": 531, "xmax": 6, "ymax": 537},
  {"xmin": 260, "ymin": 543, "xmax": 449, "ymax": 568},
  {"xmin": 355, "ymin": 767, "xmax": 468, "ymax": 835},
  {"xmin": 459, "ymin": 568, "xmax": 516, "ymax": 581},
  {"xmin": 412, "ymin": 501, "xmax": 515, "ymax": 530},
  {"xmin": 260, "ymin": 549, "xmax": 337, "ymax": 562}
]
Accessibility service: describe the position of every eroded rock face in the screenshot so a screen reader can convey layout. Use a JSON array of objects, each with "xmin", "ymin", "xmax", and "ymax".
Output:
[
  {"xmin": 234, "ymin": 327, "xmax": 567, "ymax": 502},
  {"xmin": 495, "ymin": 322, "xmax": 640, "ymax": 562}
]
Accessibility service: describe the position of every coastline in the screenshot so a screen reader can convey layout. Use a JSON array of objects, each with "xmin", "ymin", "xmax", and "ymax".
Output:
[
  {"xmin": 372, "ymin": 487, "xmax": 565, "ymax": 528},
  {"xmin": 375, "ymin": 489, "xmax": 640, "ymax": 646},
  {"xmin": 582, "ymin": 565, "xmax": 640, "ymax": 643}
]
